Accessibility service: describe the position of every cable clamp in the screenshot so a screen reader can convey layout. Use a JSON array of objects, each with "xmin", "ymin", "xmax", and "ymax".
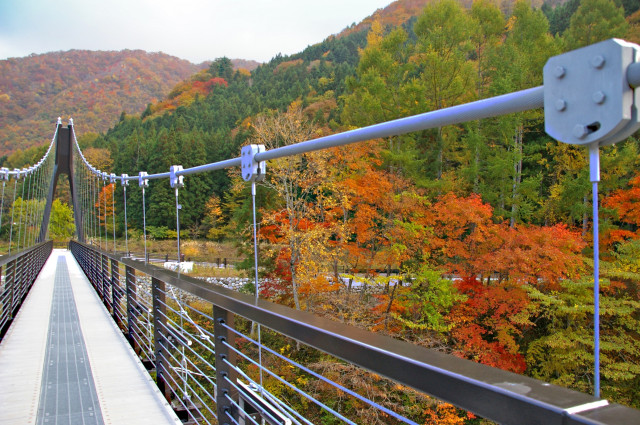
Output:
[
  {"xmin": 0, "ymin": 168, "xmax": 8, "ymax": 181},
  {"xmin": 121, "ymin": 174, "xmax": 129, "ymax": 186},
  {"xmin": 109, "ymin": 173, "xmax": 117, "ymax": 184},
  {"xmin": 139, "ymin": 171, "xmax": 149, "ymax": 188},
  {"xmin": 170, "ymin": 165, "xmax": 184, "ymax": 188},
  {"xmin": 241, "ymin": 144, "xmax": 266, "ymax": 182}
]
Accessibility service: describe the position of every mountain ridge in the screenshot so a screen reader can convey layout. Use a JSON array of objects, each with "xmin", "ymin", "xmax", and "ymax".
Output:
[{"xmin": 0, "ymin": 50, "xmax": 259, "ymax": 156}]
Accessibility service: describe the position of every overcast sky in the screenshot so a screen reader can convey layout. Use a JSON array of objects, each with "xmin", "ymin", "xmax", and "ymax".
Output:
[{"xmin": 0, "ymin": 0, "xmax": 393, "ymax": 64}]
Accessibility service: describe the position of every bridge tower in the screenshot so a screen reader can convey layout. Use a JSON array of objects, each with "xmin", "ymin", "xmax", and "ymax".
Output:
[{"xmin": 37, "ymin": 121, "xmax": 84, "ymax": 243}]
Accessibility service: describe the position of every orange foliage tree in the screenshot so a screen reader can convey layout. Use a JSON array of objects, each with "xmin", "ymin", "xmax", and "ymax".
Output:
[
  {"xmin": 447, "ymin": 275, "xmax": 531, "ymax": 373},
  {"xmin": 95, "ymin": 183, "xmax": 115, "ymax": 232},
  {"xmin": 425, "ymin": 193, "xmax": 585, "ymax": 288},
  {"xmin": 603, "ymin": 173, "xmax": 640, "ymax": 244}
]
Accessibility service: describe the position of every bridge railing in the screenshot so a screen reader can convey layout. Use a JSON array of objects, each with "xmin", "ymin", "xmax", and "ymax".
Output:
[
  {"xmin": 70, "ymin": 240, "xmax": 640, "ymax": 425},
  {"xmin": 0, "ymin": 241, "xmax": 53, "ymax": 340}
]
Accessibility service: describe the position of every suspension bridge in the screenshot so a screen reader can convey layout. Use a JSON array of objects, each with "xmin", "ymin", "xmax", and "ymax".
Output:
[{"xmin": 1, "ymin": 38, "xmax": 640, "ymax": 425}]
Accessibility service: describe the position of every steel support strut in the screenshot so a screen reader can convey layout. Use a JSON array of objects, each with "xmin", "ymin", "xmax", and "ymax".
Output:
[{"xmin": 38, "ymin": 122, "xmax": 84, "ymax": 243}]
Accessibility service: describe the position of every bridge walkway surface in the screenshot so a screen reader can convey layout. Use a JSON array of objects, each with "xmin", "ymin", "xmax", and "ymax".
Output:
[{"xmin": 0, "ymin": 249, "xmax": 180, "ymax": 425}]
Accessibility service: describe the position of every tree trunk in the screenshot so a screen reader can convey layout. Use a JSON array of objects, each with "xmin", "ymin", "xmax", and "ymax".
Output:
[
  {"xmin": 383, "ymin": 279, "xmax": 401, "ymax": 331},
  {"xmin": 290, "ymin": 258, "xmax": 301, "ymax": 310}
]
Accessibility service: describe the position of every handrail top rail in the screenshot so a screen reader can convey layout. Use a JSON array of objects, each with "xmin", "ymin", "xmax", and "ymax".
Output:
[
  {"xmin": 70, "ymin": 240, "xmax": 640, "ymax": 425},
  {"xmin": 0, "ymin": 240, "xmax": 53, "ymax": 267}
]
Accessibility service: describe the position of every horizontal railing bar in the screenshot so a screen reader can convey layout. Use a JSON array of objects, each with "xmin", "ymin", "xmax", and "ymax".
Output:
[
  {"xmin": 73, "ymin": 241, "xmax": 640, "ymax": 425},
  {"xmin": 229, "ymin": 378, "xmax": 293, "ymax": 425},
  {"xmin": 159, "ymin": 362, "xmax": 218, "ymax": 424},
  {"xmin": 158, "ymin": 337, "xmax": 218, "ymax": 393},
  {"xmin": 219, "ymin": 321, "xmax": 418, "ymax": 425},
  {"xmin": 159, "ymin": 311, "xmax": 215, "ymax": 349},
  {"xmin": 223, "ymin": 354, "xmax": 355, "ymax": 425},
  {"xmin": 127, "ymin": 320, "xmax": 155, "ymax": 354},
  {"xmin": 223, "ymin": 390, "xmax": 259, "ymax": 425}
]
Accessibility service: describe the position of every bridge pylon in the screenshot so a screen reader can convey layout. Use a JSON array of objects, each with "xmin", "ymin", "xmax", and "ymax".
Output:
[{"xmin": 37, "ymin": 121, "xmax": 84, "ymax": 243}]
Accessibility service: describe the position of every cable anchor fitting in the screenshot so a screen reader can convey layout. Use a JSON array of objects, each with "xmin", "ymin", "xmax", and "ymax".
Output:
[
  {"xmin": 544, "ymin": 38, "xmax": 640, "ymax": 147},
  {"xmin": 241, "ymin": 144, "xmax": 266, "ymax": 182}
]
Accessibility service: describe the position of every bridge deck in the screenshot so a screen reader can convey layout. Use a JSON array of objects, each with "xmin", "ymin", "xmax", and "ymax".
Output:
[{"xmin": 0, "ymin": 249, "xmax": 180, "ymax": 425}]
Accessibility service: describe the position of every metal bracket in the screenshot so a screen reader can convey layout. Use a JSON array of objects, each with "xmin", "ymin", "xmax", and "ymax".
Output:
[
  {"xmin": 170, "ymin": 165, "xmax": 184, "ymax": 188},
  {"xmin": 544, "ymin": 38, "xmax": 640, "ymax": 146},
  {"xmin": 109, "ymin": 173, "xmax": 116, "ymax": 184},
  {"xmin": 139, "ymin": 171, "xmax": 149, "ymax": 188},
  {"xmin": 121, "ymin": 174, "xmax": 129, "ymax": 186},
  {"xmin": 13, "ymin": 168, "xmax": 21, "ymax": 180},
  {"xmin": 0, "ymin": 168, "xmax": 9, "ymax": 181},
  {"xmin": 241, "ymin": 145, "xmax": 266, "ymax": 182}
]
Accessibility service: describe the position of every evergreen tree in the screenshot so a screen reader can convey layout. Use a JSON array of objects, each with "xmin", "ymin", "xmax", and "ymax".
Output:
[{"xmin": 565, "ymin": 0, "xmax": 628, "ymax": 49}]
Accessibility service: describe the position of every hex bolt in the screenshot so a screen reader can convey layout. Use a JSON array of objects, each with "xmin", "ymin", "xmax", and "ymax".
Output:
[
  {"xmin": 555, "ymin": 99, "xmax": 567, "ymax": 111},
  {"xmin": 592, "ymin": 91, "xmax": 606, "ymax": 104},
  {"xmin": 573, "ymin": 124, "xmax": 589, "ymax": 139},
  {"xmin": 591, "ymin": 55, "xmax": 605, "ymax": 69},
  {"xmin": 554, "ymin": 66, "xmax": 566, "ymax": 78}
]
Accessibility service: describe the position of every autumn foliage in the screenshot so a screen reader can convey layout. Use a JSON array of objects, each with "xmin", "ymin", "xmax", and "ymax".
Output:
[
  {"xmin": 0, "ymin": 50, "xmax": 204, "ymax": 155},
  {"xmin": 448, "ymin": 276, "xmax": 530, "ymax": 373},
  {"xmin": 603, "ymin": 173, "xmax": 640, "ymax": 244},
  {"xmin": 148, "ymin": 73, "xmax": 229, "ymax": 117}
]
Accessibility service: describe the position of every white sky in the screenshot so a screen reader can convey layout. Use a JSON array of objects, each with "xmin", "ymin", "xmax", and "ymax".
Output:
[{"xmin": 0, "ymin": 0, "xmax": 393, "ymax": 64}]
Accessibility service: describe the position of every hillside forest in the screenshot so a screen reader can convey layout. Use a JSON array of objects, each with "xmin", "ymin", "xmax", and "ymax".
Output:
[
  {"xmin": 0, "ymin": 49, "xmax": 260, "ymax": 157},
  {"xmin": 4, "ymin": 0, "xmax": 640, "ymax": 421}
]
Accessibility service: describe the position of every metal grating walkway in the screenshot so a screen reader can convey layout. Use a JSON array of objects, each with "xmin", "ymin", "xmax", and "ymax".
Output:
[
  {"xmin": 0, "ymin": 250, "xmax": 180, "ymax": 425},
  {"xmin": 37, "ymin": 256, "xmax": 104, "ymax": 424}
]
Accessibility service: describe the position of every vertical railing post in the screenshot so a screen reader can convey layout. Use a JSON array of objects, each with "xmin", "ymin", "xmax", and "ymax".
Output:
[
  {"xmin": 26, "ymin": 247, "xmax": 35, "ymax": 289},
  {"xmin": 152, "ymin": 276, "xmax": 170, "ymax": 401},
  {"xmin": 92, "ymin": 248, "xmax": 99, "ymax": 291},
  {"xmin": 0, "ymin": 264, "xmax": 5, "ymax": 333},
  {"xmin": 125, "ymin": 265, "xmax": 139, "ymax": 354},
  {"xmin": 88, "ymin": 246, "xmax": 96, "ymax": 289},
  {"xmin": 102, "ymin": 254, "xmax": 110, "ymax": 311},
  {"xmin": 6, "ymin": 260, "xmax": 16, "ymax": 318},
  {"xmin": 98, "ymin": 253, "xmax": 105, "ymax": 303},
  {"xmin": 111, "ymin": 258, "xmax": 121, "ymax": 328},
  {"xmin": 98, "ymin": 251, "xmax": 104, "ymax": 301},
  {"xmin": 15, "ymin": 255, "xmax": 24, "ymax": 305},
  {"xmin": 213, "ymin": 306, "xmax": 238, "ymax": 423}
]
